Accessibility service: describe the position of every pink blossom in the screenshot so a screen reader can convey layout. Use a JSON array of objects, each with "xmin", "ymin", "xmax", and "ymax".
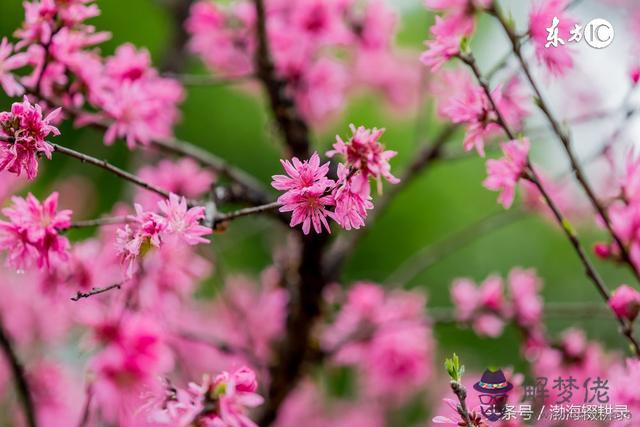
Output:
[
  {"xmin": 272, "ymin": 152, "xmax": 333, "ymax": 193},
  {"xmin": 272, "ymin": 152, "xmax": 336, "ymax": 234},
  {"xmin": 529, "ymin": 0, "xmax": 575, "ymax": 76},
  {"xmin": 91, "ymin": 314, "xmax": 174, "ymax": 424},
  {"xmin": 631, "ymin": 66, "xmax": 640, "ymax": 86},
  {"xmin": 136, "ymin": 158, "xmax": 215, "ymax": 209},
  {"xmin": 483, "ymin": 138, "xmax": 530, "ymax": 209},
  {"xmin": 186, "ymin": 1, "xmax": 255, "ymax": 78},
  {"xmin": 0, "ymin": 37, "xmax": 29, "ymax": 96},
  {"xmin": 332, "ymin": 165, "xmax": 373, "ymax": 231},
  {"xmin": 450, "ymin": 275, "xmax": 506, "ymax": 337},
  {"xmin": 322, "ymin": 283, "xmax": 433, "ymax": 400},
  {"xmin": 0, "ymin": 97, "xmax": 60, "ymax": 180},
  {"xmin": 0, "ymin": 192, "xmax": 71, "ymax": 271},
  {"xmin": 158, "ymin": 193, "xmax": 211, "ymax": 245},
  {"xmin": 609, "ymin": 284, "xmax": 640, "ymax": 321},
  {"xmin": 278, "ymin": 185, "xmax": 335, "ymax": 235},
  {"xmin": 328, "ymin": 124, "xmax": 399, "ymax": 190},
  {"xmin": 148, "ymin": 367, "xmax": 263, "ymax": 427},
  {"xmin": 116, "ymin": 205, "xmax": 167, "ymax": 277},
  {"xmin": 508, "ymin": 268, "xmax": 543, "ymax": 327},
  {"xmin": 609, "ymin": 359, "xmax": 640, "ymax": 425},
  {"xmin": 420, "ymin": 16, "xmax": 462, "ymax": 71}
]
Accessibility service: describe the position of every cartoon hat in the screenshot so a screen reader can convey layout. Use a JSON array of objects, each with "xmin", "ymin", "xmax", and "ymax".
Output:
[{"xmin": 473, "ymin": 369, "xmax": 513, "ymax": 395}]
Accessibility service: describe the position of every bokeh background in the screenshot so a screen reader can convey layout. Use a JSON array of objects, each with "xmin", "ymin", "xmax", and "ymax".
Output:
[{"xmin": 0, "ymin": 0, "xmax": 636, "ymax": 378}]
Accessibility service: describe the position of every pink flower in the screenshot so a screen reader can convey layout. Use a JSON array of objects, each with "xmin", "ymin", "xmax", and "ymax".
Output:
[
  {"xmin": 450, "ymin": 275, "xmax": 506, "ymax": 337},
  {"xmin": 0, "ymin": 37, "xmax": 29, "ymax": 96},
  {"xmin": 483, "ymin": 138, "xmax": 530, "ymax": 209},
  {"xmin": 0, "ymin": 192, "xmax": 71, "ymax": 271},
  {"xmin": 631, "ymin": 66, "xmax": 640, "ymax": 86},
  {"xmin": 0, "ymin": 97, "xmax": 60, "ymax": 180},
  {"xmin": 332, "ymin": 165, "xmax": 373, "ymax": 231},
  {"xmin": 158, "ymin": 193, "xmax": 211, "ymax": 245},
  {"xmin": 136, "ymin": 158, "xmax": 215, "ymax": 209},
  {"xmin": 149, "ymin": 367, "xmax": 263, "ymax": 426},
  {"xmin": 116, "ymin": 205, "xmax": 167, "ymax": 277},
  {"xmin": 322, "ymin": 283, "xmax": 433, "ymax": 401},
  {"xmin": 272, "ymin": 152, "xmax": 333, "ymax": 193},
  {"xmin": 609, "ymin": 284, "xmax": 640, "ymax": 321},
  {"xmin": 91, "ymin": 314, "xmax": 174, "ymax": 424},
  {"xmin": 420, "ymin": 16, "xmax": 462, "ymax": 71},
  {"xmin": 529, "ymin": 0, "xmax": 575, "ymax": 76},
  {"xmin": 278, "ymin": 185, "xmax": 335, "ymax": 235},
  {"xmin": 508, "ymin": 268, "xmax": 543, "ymax": 327},
  {"xmin": 272, "ymin": 152, "xmax": 336, "ymax": 234},
  {"xmin": 328, "ymin": 124, "xmax": 399, "ymax": 191}
]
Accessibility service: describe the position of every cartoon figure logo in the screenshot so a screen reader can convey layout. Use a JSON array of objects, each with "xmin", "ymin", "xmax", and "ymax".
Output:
[{"xmin": 473, "ymin": 369, "xmax": 513, "ymax": 422}]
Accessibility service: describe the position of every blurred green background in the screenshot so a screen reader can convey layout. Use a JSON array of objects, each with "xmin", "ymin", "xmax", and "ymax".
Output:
[{"xmin": 0, "ymin": 0, "xmax": 633, "ymax": 378}]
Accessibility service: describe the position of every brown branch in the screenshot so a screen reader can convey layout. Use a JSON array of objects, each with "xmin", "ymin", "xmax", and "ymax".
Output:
[
  {"xmin": 150, "ymin": 138, "xmax": 273, "ymax": 208},
  {"xmin": 50, "ymin": 143, "xmax": 173, "ymax": 200},
  {"xmin": 252, "ymin": 0, "xmax": 309, "ymax": 158},
  {"xmin": 488, "ymin": 2, "xmax": 640, "ymax": 285},
  {"xmin": 0, "ymin": 315, "xmax": 37, "ymax": 427},
  {"xmin": 70, "ymin": 284, "xmax": 122, "ymax": 301},
  {"xmin": 250, "ymin": 1, "xmax": 332, "ymax": 424},
  {"xmin": 68, "ymin": 216, "xmax": 130, "ymax": 229},
  {"xmin": 460, "ymin": 50, "xmax": 640, "ymax": 357},
  {"xmin": 162, "ymin": 73, "xmax": 255, "ymax": 86},
  {"xmin": 213, "ymin": 201, "xmax": 280, "ymax": 224}
]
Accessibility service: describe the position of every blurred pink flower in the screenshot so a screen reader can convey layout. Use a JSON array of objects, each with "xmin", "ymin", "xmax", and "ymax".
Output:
[
  {"xmin": 483, "ymin": 138, "xmax": 529, "ymax": 209},
  {"xmin": 0, "ymin": 37, "xmax": 29, "ymax": 96},
  {"xmin": 609, "ymin": 284, "xmax": 640, "ymax": 321},
  {"xmin": 529, "ymin": 0, "xmax": 575, "ymax": 76}
]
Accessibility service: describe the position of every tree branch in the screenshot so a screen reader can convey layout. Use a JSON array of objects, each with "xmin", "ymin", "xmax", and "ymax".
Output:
[
  {"xmin": 70, "ymin": 284, "xmax": 122, "ymax": 301},
  {"xmin": 488, "ymin": 2, "xmax": 640, "ymax": 285},
  {"xmin": 0, "ymin": 315, "xmax": 37, "ymax": 427},
  {"xmin": 460, "ymin": 50, "xmax": 640, "ymax": 357}
]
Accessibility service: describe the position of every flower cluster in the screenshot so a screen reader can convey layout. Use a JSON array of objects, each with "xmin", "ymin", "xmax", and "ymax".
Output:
[
  {"xmin": 421, "ymin": 0, "xmax": 491, "ymax": 71},
  {"xmin": 272, "ymin": 125, "xmax": 398, "ymax": 234},
  {"xmin": 596, "ymin": 157, "xmax": 640, "ymax": 269},
  {"xmin": 146, "ymin": 367, "xmax": 263, "ymax": 427},
  {"xmin": 0, "ymin": 192, "xmax": 71, "ymax": 271},
  {"xmin": 116, "ymin": 194, "xmax": 211, "ymax": 277},
  {"xmin": 2, "ymin": 0, "xmax": 183, "ymax": 149},
  {"xmin": 529, "ymin": 0, "xmax": 576, "ymax": 76},
  {"xmin": 451, "ymin": 268, "xmax": 544, "ymax": 339},
  {"xmin": 322, "ymin": 282, "xmax": 433, "ymax": 400},
  {"xmin": 187, "ymin": 0, "xmax": 419, "ymax": 123},
  {"xmin": 0, "ymin": 97, "xmax": 60, "ymax": 180}
]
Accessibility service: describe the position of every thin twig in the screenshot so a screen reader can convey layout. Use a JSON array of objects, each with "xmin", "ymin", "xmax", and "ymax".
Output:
[
  {"xmin": 76, "ymin": 384, "xmax": 93, "ymax": 427},
  {"xmin": 460, "ymin": 50, "xmax": 640, "ymax": 357},
  {"xmin": 488, "ymin": 2, "xmax": 640, "ymax": 285},
  {"xmin": 0, "ymin": 315, "xmax": 37, "ymax": 427},
  {"xmin": 70, "ymin": 284, "xmax": 122, "ymax": 301},
  {"xmin": 50, "ymin": 143, "xmax": 173, "ymax": 200},
  {"xmin": 214, "ymin": 201, "xmax": 280, "ymax": 224},
  {"xmin": 162, "ymin": 73, "xmax": 255, "ymax": 86},
  {"xmin": 69, "ymin": 216, "xmax": 130, "ymax": 229}
]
